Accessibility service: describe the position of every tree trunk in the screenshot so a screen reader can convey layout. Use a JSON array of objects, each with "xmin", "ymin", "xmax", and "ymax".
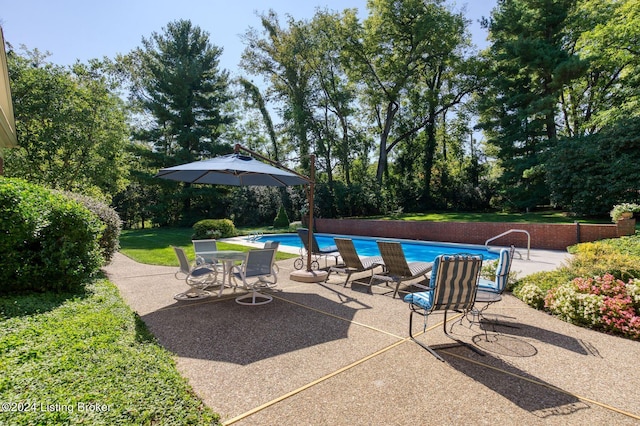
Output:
[{"xmin": 375, "ymin": 102, "xmax": 399, "ymax": 183}]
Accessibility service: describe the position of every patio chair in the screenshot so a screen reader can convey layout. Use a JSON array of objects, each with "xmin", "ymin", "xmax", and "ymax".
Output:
[
  {"xmin": 172, "ymin": 246, "xmax": 217, "ymax": 300},
  {"xmin": 370, "ymin": 241, "xmax": 433, "ymax": 298},
  {"xmin": 192, "ymin": 239, "xmax": 219, "ymax": 266},
  {"xmin": 233, "ymin": 248, "xmax": 277, "ymax": 306},
  {"xmin": 294, "ymin": 228, "xmax": 340, "ymax": 270},
  {"xmin": 472, "ymin": 246, "xmax": 515, "ymax": 322},
  {"xmin": 259, "ymin": 241, "xmax": 280, "ymax": 287},
  {"xmin": 325, "ymin": 238, "xmax": 385, "ymax": 287},
  {"xmin": 403, "ymin": 253, "xmax": 483, "ymax": 361}
]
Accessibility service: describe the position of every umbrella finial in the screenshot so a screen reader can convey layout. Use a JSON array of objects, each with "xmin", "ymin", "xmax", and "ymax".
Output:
[{"xmin": 234, "ymin": 144, "xmax": 241, "ymax": 154}]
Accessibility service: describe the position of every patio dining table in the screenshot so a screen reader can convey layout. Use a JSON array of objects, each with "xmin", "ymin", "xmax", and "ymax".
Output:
[{"xmin": 197, "ymin": 250, "xmax": 247, "ymax": 297}]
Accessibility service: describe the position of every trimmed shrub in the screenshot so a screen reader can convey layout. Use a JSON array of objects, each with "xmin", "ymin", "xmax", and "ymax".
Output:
[
  {"xmin": 0, "ymin": 178, "xmax": 103, "ymax": 293},
  {"xmin": 192, "ymin": 219, "xmax": 237, "ymax": 240},
  {"xmin": 62, "ymin": 191, "xmax": 122, "ymax": 263},
  {"xmin": 273, "ymin": 205, "xmax": 290, "ymax": 228}
]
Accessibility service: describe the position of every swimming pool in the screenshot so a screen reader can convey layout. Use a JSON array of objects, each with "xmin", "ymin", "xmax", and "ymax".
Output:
[{"xmin": 256, "ymin": 233, "xmax": 498, "ymax": 263}]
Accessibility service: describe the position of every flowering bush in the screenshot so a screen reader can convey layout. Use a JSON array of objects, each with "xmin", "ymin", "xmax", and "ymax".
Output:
[
  {"xmin": 480, "ymin": 259, "xmax": 498, "ymax": 281},
  {"xmin": 514, "ymin": 282, "xmax": 547, "ymax": 309},
  {"xmin": 544, "ymin": 274, "xmax": 640, "ymax": 339}
]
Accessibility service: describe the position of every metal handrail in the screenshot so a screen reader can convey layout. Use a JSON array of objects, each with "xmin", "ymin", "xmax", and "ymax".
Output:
[{"xmin": 485, "ymin": 229, "xmax": 530, "ymax": 260}]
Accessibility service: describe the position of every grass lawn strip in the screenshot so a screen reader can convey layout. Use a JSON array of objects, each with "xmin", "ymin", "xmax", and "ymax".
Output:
[
  {"xmin": 119, "ymin": 227, "xmax": 297, "ymax": 266},
  {"xmin": 0, "ymin": 279, "xmax": 219, "ymax": 425}
]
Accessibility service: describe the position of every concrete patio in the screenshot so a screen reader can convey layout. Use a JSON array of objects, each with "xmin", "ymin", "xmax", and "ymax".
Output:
[{"xmin": 104, "ymin": 248, "xmax": 640, "ymax": 425}]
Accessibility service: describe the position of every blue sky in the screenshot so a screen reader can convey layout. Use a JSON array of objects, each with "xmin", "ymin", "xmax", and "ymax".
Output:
[{"xmin": 1, "ymin": 0, "xmax": 496, "ymax": 77}]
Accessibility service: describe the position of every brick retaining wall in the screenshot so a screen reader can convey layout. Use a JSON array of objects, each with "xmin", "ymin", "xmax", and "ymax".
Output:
[{"xmin": 314, "ymin": 218, "xmax": 636, "ymax": 251}]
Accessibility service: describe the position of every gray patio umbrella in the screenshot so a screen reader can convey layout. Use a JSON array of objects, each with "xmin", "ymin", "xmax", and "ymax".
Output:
[
  {"xmin": 156, "ymin": 145, "xmax": 323, "ymax": 281},
  {"xmin": 155, "ymin": 152, "xmax": 308, "ymax": 187}
]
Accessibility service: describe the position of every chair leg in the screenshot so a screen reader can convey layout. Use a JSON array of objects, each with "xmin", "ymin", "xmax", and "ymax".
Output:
[
  {"xmin": 442, "ymin": 311, "xmax": 484, "ymax": 357},
  {"xmin": 392, "ymin": 281, "xmax": 401, "ymax": 298},
  {"xmin": 409, "ymin": 310, "xmax": 445, "ymax": 362},
  {"xmin": 343, "ymin": 271, "xmax": 353, "ymax": 287}
]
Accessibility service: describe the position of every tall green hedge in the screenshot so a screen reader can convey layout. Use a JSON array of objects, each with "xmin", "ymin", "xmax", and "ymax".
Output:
[{"xmin": 0, "ymin": 178, "xmax": 103, "ymax": 293}]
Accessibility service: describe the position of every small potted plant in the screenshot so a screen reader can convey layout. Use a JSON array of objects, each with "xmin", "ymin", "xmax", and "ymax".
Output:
[{"xmin": 610, "ymin": 203, "xmax": 640, "ymax": 222}]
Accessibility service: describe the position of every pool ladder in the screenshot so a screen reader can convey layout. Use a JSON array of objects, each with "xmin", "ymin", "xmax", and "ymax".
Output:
[{"xmin": 485, "ymin": 229, "xmax": 530, "ymax": 260}]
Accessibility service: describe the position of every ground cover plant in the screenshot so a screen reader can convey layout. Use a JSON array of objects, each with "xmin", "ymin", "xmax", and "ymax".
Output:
[
  {"xmin": 0, "ymin": 279, "xmax": 219, "ymax": 425},
  {"xmin": 513, "ymin": 233, "xmax": 640, "ymax": 340}
]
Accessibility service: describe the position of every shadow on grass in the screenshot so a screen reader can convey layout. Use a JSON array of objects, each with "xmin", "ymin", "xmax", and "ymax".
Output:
[{"xmin": 0, "ymin": 286, "xmax": 89, "ymax": 319}]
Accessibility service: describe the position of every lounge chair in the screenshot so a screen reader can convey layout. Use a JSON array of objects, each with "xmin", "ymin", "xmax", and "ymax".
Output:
[
  {"xmin": 370, "ymin": 241, "xmax": 433, "ymax": 298},
  {"xmin": 172, "ymin": 246, "xmax": 217, "ymax": 300},
  {"xmin": 325, "ymin": 238, "xmax": 384, "ymax": 287},
  {"xmin": 294, "ymin": 228, "xmax": 340, "ymax": 270},
  {"xmin": 233, "ymin": 248, "xmax": 277, "ymax": 305},
  {"xmin": 403, "ymin": 253, "xmax": 483, "ymax": 361}
]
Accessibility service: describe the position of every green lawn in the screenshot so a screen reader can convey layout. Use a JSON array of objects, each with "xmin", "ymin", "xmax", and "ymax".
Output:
[
  {"xmin": 120, "ymin": 227, "xmax": 297, "ymax": 266},
  {"xmin": 0, "ymin": 279, "xmax": 220, "ymax": 425},
  {"xmin": 375, "ymin": 210, "xmax": 611, "ymax": 224}
]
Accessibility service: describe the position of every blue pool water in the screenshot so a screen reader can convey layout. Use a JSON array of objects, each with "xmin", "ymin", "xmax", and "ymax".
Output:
[{"xmin": 256, "ymin": 233, "xmax": 498, "ymax": 263}]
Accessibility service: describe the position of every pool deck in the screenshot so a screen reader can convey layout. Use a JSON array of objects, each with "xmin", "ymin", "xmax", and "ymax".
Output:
[{"xmin": 104, "ymin": 244, "xmax": 640, "ymax": 425}]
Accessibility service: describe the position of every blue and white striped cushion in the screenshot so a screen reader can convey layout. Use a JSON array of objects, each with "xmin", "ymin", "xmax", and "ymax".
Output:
[
  {"xmin": 403, "ymin": 291, "xmax": 434, "ymax": 310},
  {"xmin": 477, "ymin": 248, "xmax": 510, "ymax": 293}
]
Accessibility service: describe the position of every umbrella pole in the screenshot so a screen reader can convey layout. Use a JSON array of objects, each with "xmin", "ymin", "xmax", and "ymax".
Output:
[
  {"xmin": 307, "ymin": 155, "xmax": 315, "ymax": 272},
  {"xmin": 232, "ymin": 144, "xmax": 326, "ymax": 282}
]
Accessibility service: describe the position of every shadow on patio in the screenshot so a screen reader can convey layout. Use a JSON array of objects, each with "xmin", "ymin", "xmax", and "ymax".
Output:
[{"xmin": 140, "ymin": 292, "xmax": 364, "ymax": 365}]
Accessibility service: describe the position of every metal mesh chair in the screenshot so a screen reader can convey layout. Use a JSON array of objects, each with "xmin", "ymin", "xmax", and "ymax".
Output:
[
  {"xmin": 233, "ymin": 249, "xmax": 277, "ymax": 306},
  {"xmin": 192, "ymin": 239, "xmax": 220, "ymax": 266},
  {"xmin": 172, "ymin": 246, "xmax": 217, "ymax": 300}
]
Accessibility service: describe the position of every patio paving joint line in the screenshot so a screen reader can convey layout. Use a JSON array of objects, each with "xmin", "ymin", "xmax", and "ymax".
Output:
[
  {"xmin": 222, "ymin": 337, "xmax": 410, "ymax": 426},
  {"xmin": 221, "ymin": 315, "xmax": 457, "ymax": 425},
  {"xmin": 272, "ymin": 293, "xmax": 405, "ymax": 340}
]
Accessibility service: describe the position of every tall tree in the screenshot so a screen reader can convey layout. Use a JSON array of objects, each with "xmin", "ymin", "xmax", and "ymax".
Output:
[
  {"xmin": 6, "ymin": 48, "xmax": 129, "ymax": 200},
  {"xmin": 238, "ymin": 78, "xmax": 280, "ymax": 161},
  {"xmin": 341, "ymin": 0, "xmax": 471, "ymax": 184},
  {"xmin": 241, "ymin": 11, "xmax": 313, "ymax": 173},
  {"xmin": 477, "ymin": 0, "xmax": 584, "ymax": 210},
  {"xmin": 121, "ymin": 19, "xmax": 234, "ymax": 223},
  {"xmin": 296, "ymin": 9, "xmax": 359, "ymax": 187},
  {"xmin": 132, "ymin": 19, "xmax": 233, "ymax": 164},
  {"xmin": 563, "ymin": 0, "xmax": 640, "ymax": 132}
]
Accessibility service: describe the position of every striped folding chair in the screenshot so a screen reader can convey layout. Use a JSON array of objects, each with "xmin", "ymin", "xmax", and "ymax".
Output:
[
  {"xmin": 403, "ymin": 253, "xmax": 483, "ymax": 361},
  {"xmin": 472, "ymin": 246, "xmax": 516, "ymax": 325}
]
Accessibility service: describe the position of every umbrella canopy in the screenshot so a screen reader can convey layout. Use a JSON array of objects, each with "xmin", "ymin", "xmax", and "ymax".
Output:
[
  {"xmin": 155, "ymin": 153, "xmax": 309, "ymax": 187},
  {"xmin": 155, "ymin": 146, "xmax": 323, "ymax": 280}
]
